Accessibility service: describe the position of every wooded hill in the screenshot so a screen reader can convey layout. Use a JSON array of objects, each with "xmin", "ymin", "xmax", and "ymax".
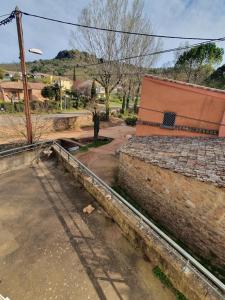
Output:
[{"xmin": 0, "ymin": 49, "xmax": 98, "ymax": 80}]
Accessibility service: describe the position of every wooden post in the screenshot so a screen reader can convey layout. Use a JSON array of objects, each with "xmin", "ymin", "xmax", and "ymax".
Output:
[{"xmin": 15, "ymin": 7, "xmax": 33, "ymax": 144}]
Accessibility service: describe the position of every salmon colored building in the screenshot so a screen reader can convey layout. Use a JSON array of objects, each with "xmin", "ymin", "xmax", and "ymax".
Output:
[{"xmin": 136, "ymin": 75, "xmax": 225, "ymax": 137}]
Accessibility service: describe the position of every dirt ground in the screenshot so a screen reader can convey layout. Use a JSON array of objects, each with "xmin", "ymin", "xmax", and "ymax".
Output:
[
  {"xmin": 76, "ymin": 125, "xmax": 135, "ymax": 185},
  {"xmin": 0, "ymin": 160, "xmax": 174, "ymax": 300}
]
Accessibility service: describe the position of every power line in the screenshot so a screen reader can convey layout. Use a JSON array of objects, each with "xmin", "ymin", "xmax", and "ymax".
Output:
[
  {"xmin": 66, "ymin": 72, "xmax": 146, "ymax": 77},
  {"xmin": 0, "ymin": 11, "xmax": 15, "ymax": 26},
  {"xmin": 10, "ymin": 10, "xmax": 225, "ymax": 70},
  {"xmin": 21, "ymin": 10, "xmax": 222, "ymax": 41},
  {"xmin": 76, "ymin": 37, "xmax": 225, "ymax": 68},
  {"xmin": 0, "ymin": 13, "xmax": 11, "ymax": 18}
]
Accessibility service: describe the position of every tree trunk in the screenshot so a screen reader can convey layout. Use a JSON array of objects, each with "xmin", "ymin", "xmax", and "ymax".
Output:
[
  {"xmin": 105, "ymin": 87, "xmax": 110, "ymax": 120},
  {"xmin": 133, "ymin": 83, "xmax": 141, "ymax": 113},
  {"xmin": 126, "ymin": 96, "xmax": 130, "ymax": 111},
  {"xmin": 125, "ymin": 81, "xmax": 131, "ymax": 111},
  {"xmin": 121, "ymin": 94, "xmax": 126, "ymax": 114}
]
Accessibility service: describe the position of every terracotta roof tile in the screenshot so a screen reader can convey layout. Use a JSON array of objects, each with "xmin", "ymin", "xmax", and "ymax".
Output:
[{"xmin": 0, "ymin": 81, "xmax": 46, "ymax": 90}]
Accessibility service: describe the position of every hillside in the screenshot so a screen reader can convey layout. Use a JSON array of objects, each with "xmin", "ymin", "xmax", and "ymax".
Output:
[{"xmin": 0, "ymin": 49, "xmax": 98, "ymax": 80}]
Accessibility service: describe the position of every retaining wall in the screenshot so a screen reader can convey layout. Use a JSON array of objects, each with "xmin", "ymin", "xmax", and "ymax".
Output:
[
  {"xmin": 53, "ymin": 146, "xmax": 224, "ymax": 300},
  {"xmin": 118, "ymin": 152, "xmax": 225, "ymax": 272},
  {"xmin": 0, "ymin": 150, "xmax": 37, "ymax": 174}
]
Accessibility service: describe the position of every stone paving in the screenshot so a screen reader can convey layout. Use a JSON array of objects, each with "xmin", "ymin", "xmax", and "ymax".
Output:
[
  {"xmin": 120, "ymin": 136, "xmax": 225, "ymax": 187},
  {"xmin": 0, "ymin": 160, "xmax": 174, "ymax": 300}
]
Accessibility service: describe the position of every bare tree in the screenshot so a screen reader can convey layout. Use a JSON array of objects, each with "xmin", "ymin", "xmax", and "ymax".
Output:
[
  {"xmin": 71, "ymin": 0, "xmax": 161, "ymax": 119},
  {"xmin": 117, "ymin": 0, "xmax": 161, "ymax": 113},
  {"xmin": 0, "ymin": 114, "xmax": 52, "ymax": 145}
]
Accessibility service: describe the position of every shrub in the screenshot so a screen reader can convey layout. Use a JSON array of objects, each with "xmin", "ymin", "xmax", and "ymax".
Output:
[
  {"xmin": 125, "ymin": 115, "xmax": 137, "ymax": 126},
  {"xmin": 99, "ymin": 111, "xmax": 108, "ymax": 121}
]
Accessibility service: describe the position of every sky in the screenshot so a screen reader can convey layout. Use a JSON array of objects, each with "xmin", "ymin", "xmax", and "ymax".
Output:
[{"xmin": 1, "ymin": 0, "xmax": 225, "ymax": 67}]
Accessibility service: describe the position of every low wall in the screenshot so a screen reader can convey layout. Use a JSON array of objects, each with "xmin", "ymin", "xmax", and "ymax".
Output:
[
  {"xmin": 53, "ymin": 146, "xmax": 224, "ymax": 300},
  {"xmin": 0, "ymin": 150, "xmax": 37, "ymax": 174},
  {"xmin": 52, "ymin": 114, "xmax": 92, "ymax": 131},
  {"xmin": 118, "ymin": 152, "xmax": 225, "ymax": 272}
]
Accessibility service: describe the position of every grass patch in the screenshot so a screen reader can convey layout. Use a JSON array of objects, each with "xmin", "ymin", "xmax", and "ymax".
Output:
[
  {"xmin": 79, "ymin": 139, "xmax": 111, "ymax": 152},
  {"xmin": 79, "ymin": 145, "xmax": 89, "ymax": 152},
  {"xmin": 153, "ymin": 266, "xmax": 187, "ymax": 300}
]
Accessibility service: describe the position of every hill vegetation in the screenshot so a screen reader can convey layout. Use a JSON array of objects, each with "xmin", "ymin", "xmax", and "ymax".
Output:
[
  {"xmin": 0, "ymin": 49, "xmax": 98, "ymax": 80},
  {"xmin": 1, "ymin": 46, "xmax": 225, "ymax": 92}
]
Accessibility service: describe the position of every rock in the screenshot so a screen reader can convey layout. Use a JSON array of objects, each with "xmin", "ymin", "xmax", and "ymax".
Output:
[{"xmin": 83, "ymin": 204, "xmax": 95, "ymax": 214}]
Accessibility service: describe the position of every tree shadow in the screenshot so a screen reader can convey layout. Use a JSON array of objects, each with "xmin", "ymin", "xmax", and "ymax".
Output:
[{"xmin": 33, "ymin": 159, "xmax": 149, "ymax": 300}]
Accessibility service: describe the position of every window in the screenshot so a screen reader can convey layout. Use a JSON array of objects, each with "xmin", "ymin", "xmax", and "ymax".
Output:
[{"xmin": 162, "ymin": 112, "xmax": 176, "ymax": 128}]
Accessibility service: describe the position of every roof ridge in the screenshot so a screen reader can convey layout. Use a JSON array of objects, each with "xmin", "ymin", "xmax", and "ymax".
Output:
[{"xmin": 145, "ymin": 74, "xmax": 225, "ymax": 95}]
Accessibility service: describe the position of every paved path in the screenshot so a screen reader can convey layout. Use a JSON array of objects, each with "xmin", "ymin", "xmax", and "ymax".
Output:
[
  {"xmin": 0, "ymin": 161, "xmax": 174, "ymax": 300},
  {"xmin": 76, "ymin": 126, "xmax": 135, "ymax": 185}
]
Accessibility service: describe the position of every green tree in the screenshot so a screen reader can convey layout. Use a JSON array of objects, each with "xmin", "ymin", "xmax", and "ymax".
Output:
[
  {"xmin": 11, "ymin": 72, "xmax": 20, "ymax": 81},
  {"xmin": 205, "ymin": 64, "xmax": 225, "ymax": 89},
  {"xmin": 41, "ymin": 86, "xmax": 54, "ymax": 100},
  {"xmin": 41, "ymin": 84, "xmax": 60, "ymax": 101},
  {"xmin": 175, "ymin": 43, "xmax": 224, "ymax": 83},
  {"xmin": 0, "ymin": 68, "xmax": 4, "ymax": 80}
]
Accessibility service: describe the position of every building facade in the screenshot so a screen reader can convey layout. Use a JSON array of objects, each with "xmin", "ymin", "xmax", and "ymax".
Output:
[
  {"xmin": 136, "ymin": 75, "xmax": 225, "ymax": 137},
  {"xmin": 0, "ymin": 81, "xmax": 46, "ymax": 102}
]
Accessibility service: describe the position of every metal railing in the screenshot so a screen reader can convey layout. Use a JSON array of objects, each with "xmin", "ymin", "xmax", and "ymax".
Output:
[
  {"xmin": 52, "ymin": 141, "xmax": 225, "ymax": 297},
  {"xmin": 0, "ymin": 140, "xmax": 224, "ymax": 297},
  {"xmin": 0, "ymin": 140, "xmax": 52, "ymax": 158}
]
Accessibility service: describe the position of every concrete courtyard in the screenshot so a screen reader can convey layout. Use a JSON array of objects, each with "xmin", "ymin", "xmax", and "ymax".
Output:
[{"xmin": 0, "ymin": 160, "xmax": 174, "ymax": 300}]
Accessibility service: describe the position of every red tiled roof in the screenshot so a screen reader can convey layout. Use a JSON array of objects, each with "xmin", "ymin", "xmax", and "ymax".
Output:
[{"xmin": 0, "ymin": 81, "xmax": 46, "ymax": 90}]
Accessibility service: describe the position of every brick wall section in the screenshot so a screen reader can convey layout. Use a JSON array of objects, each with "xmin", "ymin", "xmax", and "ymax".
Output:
[
  {"xmin": 118, "ymin": 137, "xmax": 225, "ymax": 269},
  {"xmin": 53, "ymin": 145, "xmax": 225, "ymax": 300}
]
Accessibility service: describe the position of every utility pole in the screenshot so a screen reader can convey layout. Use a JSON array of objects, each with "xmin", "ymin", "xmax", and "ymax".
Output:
[{"xmin": 15, "ymin": 7, "xmax": 33, "ymax": 144}]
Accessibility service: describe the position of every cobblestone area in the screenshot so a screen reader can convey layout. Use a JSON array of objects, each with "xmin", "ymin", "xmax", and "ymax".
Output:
[{"xmin": 120, "ymin": 136, "xmax": 225, "ymax": 187}]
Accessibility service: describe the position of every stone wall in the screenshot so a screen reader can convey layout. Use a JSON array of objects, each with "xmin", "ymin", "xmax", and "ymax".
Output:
[
  {"xmin": 118, "ymin": 152, "xmax": 225, "ymax": 272},
  {"xmin": 53, "ymin": 145, "xmax": 225, "ymax": 300},
  {"xmin": 52, "ymin": 114, "xmax": 92, "ymax": 131}
]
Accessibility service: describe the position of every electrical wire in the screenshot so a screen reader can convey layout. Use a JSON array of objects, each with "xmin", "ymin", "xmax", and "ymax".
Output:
[
  {"xmin": 0, "ymin": 11, "xmax": 15, "ymax": 26},
  {"xmin": 76, "ymin": 37, "xmax": 225, "ymax": 68},
  {"xmin": 21, "ymin": 10, "xmax": 222, "ymax": 41},
  {"xmin": 66, "ymin": 72, "xmax": 146, "ymax": 77},
  {"xmin": 0, "ymin": 13, "xmax": 11, "ymax": 18},
  {"xmin": 11, "ymin": 10, "xmax": 225, "ymax": 69}
]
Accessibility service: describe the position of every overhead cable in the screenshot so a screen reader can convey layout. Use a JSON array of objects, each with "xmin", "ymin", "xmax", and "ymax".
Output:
[
  {"xmin": 76, "ymin": 37, "xmax": 225, "ymax": 68},
  {"xmin": 21, "ymin": 10, "xmax": 222, "ymax": 41},
  {"xmin": 0, "ymin": 11, "xmax": 15, "ymax": 26}
]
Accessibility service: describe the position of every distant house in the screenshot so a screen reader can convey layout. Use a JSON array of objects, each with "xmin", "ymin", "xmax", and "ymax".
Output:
[
  {"xmin": 0, "ymin": 81, "xmax": 46, "ymax": 102},
  {"xmin": 3, "ymin": 71, "xmax": 22, "ymax": 81},
  {"xmin": 137, "ymin": 75, "xmax": 225, "ymax": 138},
  {"xmin": 73, "ymin": 80, "xmax": 118, "ymax": 98},
  {"xmin": 51, "ymin": 76, "xmax": 73, "ymax": 91},
  {"xmin": 73, "ymin": 80, "xmax": 92, "ymax": 96}
]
